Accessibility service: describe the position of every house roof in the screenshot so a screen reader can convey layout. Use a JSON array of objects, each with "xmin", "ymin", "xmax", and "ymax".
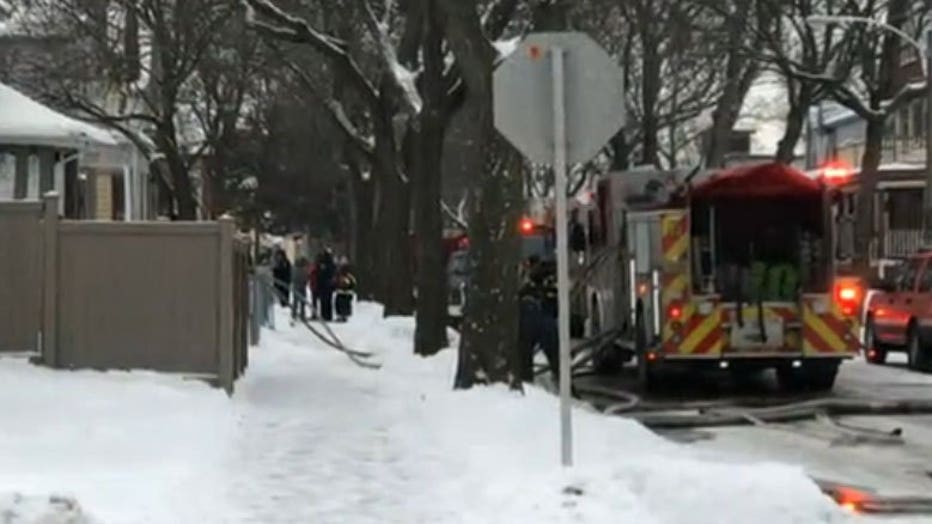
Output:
[{"xmin": 0, "ymin": 81, "xmax": 117, "ymax": 149}]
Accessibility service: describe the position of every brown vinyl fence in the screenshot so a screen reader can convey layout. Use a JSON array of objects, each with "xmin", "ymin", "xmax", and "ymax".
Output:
[
  {"xmin": 0, "ymin": 201, "xmax": 43, "ymax": 352},
  {"xmin": 0, "ymin": 194, "xmax": 249, "ymax": 393}
]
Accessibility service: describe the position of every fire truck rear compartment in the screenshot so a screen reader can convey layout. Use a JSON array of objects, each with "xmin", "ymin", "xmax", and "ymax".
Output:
[{"xmin": 690, "ymin": 195, "xmax": 830, "ymax": 300}]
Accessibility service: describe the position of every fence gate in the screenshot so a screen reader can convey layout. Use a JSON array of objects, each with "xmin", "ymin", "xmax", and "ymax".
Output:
[{"xmin": 0, "ymin": 201, "xmax": 43, "ymax": 352}]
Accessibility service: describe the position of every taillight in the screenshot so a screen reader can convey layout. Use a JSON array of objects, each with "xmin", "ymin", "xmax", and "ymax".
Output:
[
  {"xmin": 668, "ymin": 304, "xmax": 683, "ymax": 320},
  {"xmin": 834, "ymin": 279, "xmax": 863, "ymax": 316}
]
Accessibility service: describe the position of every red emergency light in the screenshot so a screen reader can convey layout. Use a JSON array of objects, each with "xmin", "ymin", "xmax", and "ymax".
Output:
[
  {"xmin": 834, "ymin": 278, "xmax": 863, "ymax": 317},
  {"xmin": 519, "ymin": 217, "xmax": 535, "ymax": 234},
  {"xmin": 820, "ymin": 160, "xmax": 854, "ymax": 184}
]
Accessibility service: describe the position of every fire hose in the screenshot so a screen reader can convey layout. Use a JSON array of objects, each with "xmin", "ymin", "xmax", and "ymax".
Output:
[{"xmin": 266, "ymin": 277, "xmax": 381, "ymax": 370}]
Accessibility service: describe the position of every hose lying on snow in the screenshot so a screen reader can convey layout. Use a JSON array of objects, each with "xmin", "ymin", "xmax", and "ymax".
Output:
[
  {"xmin": 815, "ymin": 478, "xmax": 932, "ymax": 515},
  {"xmin": 572, "ymin": 382, "xmax": 641, "ymax": 413},
  {"xmin": 265, "ymin": 278, "xmax": 381, "ymax": 370},
  {"xmin": 633, "ymin": 398, "xmax": 932, "ymax": 430},
  {"xmin": 534, "ymin": 328, "xmax": 626, "ymax": 377}
]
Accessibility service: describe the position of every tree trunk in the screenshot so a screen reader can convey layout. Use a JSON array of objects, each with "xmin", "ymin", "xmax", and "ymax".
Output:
[
  {"xmin": 854, "ymin": 117, "xmax": 884, "ymax": 274},
  {"xmin": 704, "ymin": 0, "xmax": 757, "ymax": 168},
  {"xmin": 371, "ymin": 87, "xmax": 414, "ymax": 316},
  {"xmin": 438, "ymin": 0, "xmax": 523, "ymax": 389},
  {"xmin": 413, "ymin": 0, "xmax": 447, "ymax": 356},
  {"xmin": 455, "ymin": 137, "xmax": 524, "ymax": 388},
  {"xmin": 347, "ymin": 160, "xmax": 376, "ymax": 300},
  {"xmin": 638, "ymin": 3, "xmax": 661, "ymax": 166},
  {"xmin": 610, "ymin": 130, "xmax": 632, "ymax": 170},
  {"xmin": 775, "ymin": 84, "xmax": 813, "ymax": 165},
  {"xmin": 159, "ymin": 136, "xmax": 198, "ymax": 220}
]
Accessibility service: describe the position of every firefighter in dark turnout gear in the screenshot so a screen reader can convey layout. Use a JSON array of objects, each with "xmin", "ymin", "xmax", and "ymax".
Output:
[{"xmin": 518, "ymin": 256, "xmax": 559, "ymax": 383}]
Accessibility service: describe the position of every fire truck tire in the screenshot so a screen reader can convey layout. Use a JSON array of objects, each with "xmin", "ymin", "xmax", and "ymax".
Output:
[
  {"xmin": 907, "ymin": 324, "xmax": 928, "ymax": 371},
  {"xmin": 863, "ymin": 317, "xmax": 887, "ymax": 365},
  {"xmin": 777, "ymin": 360, "xmax": 840, "ymax": 392},
  {"xmin": 591, "ymin": 296, "xmax": 622, "ymax": 374}
]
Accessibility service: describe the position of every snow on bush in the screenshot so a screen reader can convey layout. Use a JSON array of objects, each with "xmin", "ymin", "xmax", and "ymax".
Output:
[{"xmin": 0, "ymin": 493, "xmax": 97, "ymax": 524}]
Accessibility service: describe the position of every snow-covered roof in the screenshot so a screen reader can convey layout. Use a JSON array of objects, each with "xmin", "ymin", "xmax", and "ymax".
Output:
[
  {"xmin": 738, "ymin": 76, "xmax": 806, "ymax": 157},
  {"xmin": 0, "ymin": 82, "xmax": 117, "ymax": 149}
]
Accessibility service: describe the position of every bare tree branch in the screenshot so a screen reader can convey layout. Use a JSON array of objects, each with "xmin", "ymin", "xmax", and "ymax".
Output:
[{"xmin": 243, "ymin": 0, "xmax": 380, "ymax": 108}]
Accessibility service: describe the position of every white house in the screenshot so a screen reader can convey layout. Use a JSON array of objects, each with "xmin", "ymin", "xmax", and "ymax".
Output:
[{"xmin": 0, "ymin": 81, "xmax": 151, "ymax": 220}]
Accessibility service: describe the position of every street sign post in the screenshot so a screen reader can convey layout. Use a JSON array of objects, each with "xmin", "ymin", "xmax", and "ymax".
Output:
[{"xmin": 493, "ymin": 32, "xmax": 625, "ymax": 467}]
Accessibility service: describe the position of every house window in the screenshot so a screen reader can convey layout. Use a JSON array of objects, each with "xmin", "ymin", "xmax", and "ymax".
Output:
[
  {"xmin": 0, "ymin": 154, "xmax": 13, "ymax": 199},
  {"xmin": 912, "ymin": 99, "xmax": 925, "ymax": 139},
  {"xmin": 899, "ymin": 106, "xmax": 910, "ymax": 138},
  {"xmin": 887, "ymin": 188, "xmax": 923, "ymax": 230}
]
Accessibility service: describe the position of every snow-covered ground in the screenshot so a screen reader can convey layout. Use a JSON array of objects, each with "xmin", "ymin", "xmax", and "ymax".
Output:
[{"xmin": 0, "ymin": 304, "xmax": 854, "ymax": 523}]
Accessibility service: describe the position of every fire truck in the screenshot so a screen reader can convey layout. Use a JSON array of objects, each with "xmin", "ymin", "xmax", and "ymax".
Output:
[{"xmin": 583, "ymin": 162, "xmax": 862, "ymax": 391}]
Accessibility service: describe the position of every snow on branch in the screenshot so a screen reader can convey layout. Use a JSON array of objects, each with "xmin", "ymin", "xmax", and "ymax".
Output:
[
  {"xmin": 358, "ymin": 0, "xmax": 423, "ymax": 116},
  {"xmin": 442, "ymin": 200, "xmax": 469, "ymax": 230},
  {"xmin": 276, "ymin": 53, "xmax": 376, "ymax": 158},
  {"xmin": 483, "ymin": 0, "xmax": 520, "ymax": 40},
  {"xmin": 242, "ymin": 0, "xmax": 379, "ymax": 108},
  {"xmin": 831, "ymin": 79, "xmax": 927, "ymax": 122}
]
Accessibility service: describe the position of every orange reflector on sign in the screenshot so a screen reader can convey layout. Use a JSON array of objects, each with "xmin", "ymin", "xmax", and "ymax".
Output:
[{"xmin": 528, "ymin": 45, "xmax": 542, "ymax": 60}]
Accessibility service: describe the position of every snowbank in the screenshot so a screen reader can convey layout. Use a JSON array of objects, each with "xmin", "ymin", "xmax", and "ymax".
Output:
[
  {"xmin": 0, "ymin": 303, "xmax": 853, "ymax": 523},
  {"xmin": 261, "ymin": 304, "xmax": 852, "ymax": 524},
  {"xmin": 0, "ymin": 360, "xmax": 233, "ymax": 523}
]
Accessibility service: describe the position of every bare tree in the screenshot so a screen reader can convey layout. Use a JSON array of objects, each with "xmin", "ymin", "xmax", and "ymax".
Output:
[
  {"xmin": 26, "ymin": 0, "xmax": 238, "ymax": 220},
  {"xmin": 435, "ymin": 0, "xmax": 525, "ymax": 388},
  {"xmin": 243, "ymin": 0, "xmax": 419, "ymax": 317},
  {"xmin": 699, "ymin": 0, "xmax": 763, "ymax": 167},
  {"xmin": 574, "ymin": 0, "xmax": 724, "ymax": 169}
]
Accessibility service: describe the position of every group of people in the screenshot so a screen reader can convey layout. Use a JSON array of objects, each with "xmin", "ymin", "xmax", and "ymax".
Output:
[{"xmin": 271, "ymin": 247, "xmax": 357, "ymax": 323}]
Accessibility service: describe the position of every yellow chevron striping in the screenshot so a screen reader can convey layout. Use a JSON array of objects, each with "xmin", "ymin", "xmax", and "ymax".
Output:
[
  {"xmin": 663, "ymin": 273, "xmax": 689, "ymax": 303},
  {"xmin": 680, "ymin": 314, "xmax": 719, "ymax": 354},
  {"xmin": 803, "ymin": 305, "xmax": 846, "ymax": 352},
  {"xmin": 665, "ymin": 235, "xmax": 688, "ymax": 262}
]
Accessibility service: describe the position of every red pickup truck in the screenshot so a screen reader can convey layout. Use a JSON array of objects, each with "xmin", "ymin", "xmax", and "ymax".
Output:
[{"xmin": 863, "ymin": 252, "xmax": 932, "ymax": 370}]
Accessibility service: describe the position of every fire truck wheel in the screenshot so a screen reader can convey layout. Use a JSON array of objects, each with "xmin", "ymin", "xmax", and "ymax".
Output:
[
  {"xmin": 907, "ymin": 324, "xmax": 927, "ymax": 371},
  {"xmin": 863, "ymin": 317, "xmax": 888, "ymax": 365},
  {"xmin": 777, "ymin": 360, "xmax": 839, "ymax": 392}
]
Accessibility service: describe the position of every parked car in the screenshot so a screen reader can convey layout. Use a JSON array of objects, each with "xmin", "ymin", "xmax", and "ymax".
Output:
[{"xmin": 863, "ymin": 254, "xmax": 932, "ymax": 370}]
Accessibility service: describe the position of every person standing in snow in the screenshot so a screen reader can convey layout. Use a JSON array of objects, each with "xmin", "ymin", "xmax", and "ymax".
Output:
[
  {"xmin": 272, "ymin": 248, "xmax": 292, "ymax": 307},
  {"xmin": 334, "ymin": 263, "xmax": 357, "ymax": 322},
  {"xmin": 291, "ymin": 256, "xmax": 310, "ymax": 322},
  {"xmin": 308, "ymin": 260, "xmax": 320, "ymax": 320},
  {"xmin": 518, "ymin": 255, "xmax": 559, "ymax": 383},
  {"xmin": 316, "ymin": 248, "xmax": 337, "ymax": 322}
]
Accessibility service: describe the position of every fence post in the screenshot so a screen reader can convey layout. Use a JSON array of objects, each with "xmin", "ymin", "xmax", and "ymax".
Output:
[
  {"xmin": 41, "ymin": 192, "xmax": 59, "ymax": 367},
  {"xmin": 218, "ymin": 216, "xmax": 235, "ymax": 395},
  {"xmin": 249, "ymin": 274, "xmax": 260, "ymax": 346}
]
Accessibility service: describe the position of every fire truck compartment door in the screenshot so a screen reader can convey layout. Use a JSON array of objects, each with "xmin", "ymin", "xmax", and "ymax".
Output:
[{"xmin": 729, "ymin": 311, "xmax": 784, "ymax": 349}]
